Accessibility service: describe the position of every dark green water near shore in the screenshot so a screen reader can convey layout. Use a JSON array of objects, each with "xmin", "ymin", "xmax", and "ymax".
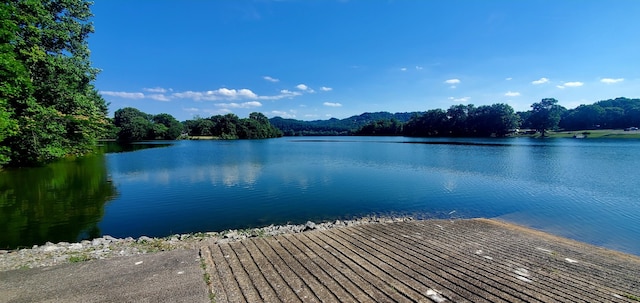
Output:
[{"xmin": 2, "ymin": 137, "xmax": 639, "ymax": 256}]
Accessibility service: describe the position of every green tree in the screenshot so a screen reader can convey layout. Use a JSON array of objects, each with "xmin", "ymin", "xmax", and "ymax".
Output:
[
  {"xmin": 114, "ymin": 107, "xmax": 152, "ymax": 142},
  {"xmin": 528, "ymin": 98, "xmax": 562, "ymax": 137},
  {"xmin": 152, "ymin": 113, "xmax": 183, "ymax": 139},
  {"xmin": 1, "ymin": 0, "xmax": 108, "ymax": 167}
]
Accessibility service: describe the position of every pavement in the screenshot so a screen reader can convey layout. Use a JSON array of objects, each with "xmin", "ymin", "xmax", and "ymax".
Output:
[
  {"xmin": 0, "ymin": 249, "xmax": 210, "ymax": 303},
  {"xmin": 2, "ymin": 219, "xmax": 640, "ymax": 303}
]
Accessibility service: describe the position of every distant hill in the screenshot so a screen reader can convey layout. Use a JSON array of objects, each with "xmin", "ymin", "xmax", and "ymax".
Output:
[{"xmin": 269, "ymin": 111, "xmax": 423, "ymax": 136}]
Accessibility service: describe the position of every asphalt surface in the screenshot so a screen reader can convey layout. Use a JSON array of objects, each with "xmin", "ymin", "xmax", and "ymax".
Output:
[{"xmin": 0, "ymin": 249, "xmax": 210, "ymax": 303}]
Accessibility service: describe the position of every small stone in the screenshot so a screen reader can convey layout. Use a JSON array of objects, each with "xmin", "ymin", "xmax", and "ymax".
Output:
[
  {"xmin": 224, "ymin": 231, "xmax": 238, "ymax": 239},
  {"xmin": 304, "ymin": 221, "xmax": 316, "ymax": 231}
]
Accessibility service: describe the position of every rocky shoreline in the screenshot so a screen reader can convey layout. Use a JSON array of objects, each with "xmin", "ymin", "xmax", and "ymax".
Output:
[{"xmin": 0, "ymin": 216, "xmax": 415, "ymax": 272}]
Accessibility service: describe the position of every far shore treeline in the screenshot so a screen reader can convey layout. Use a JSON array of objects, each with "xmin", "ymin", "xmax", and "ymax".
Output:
[{"xmin": 107, "ymin": 96, "xmax": 640, "ymax": 143}]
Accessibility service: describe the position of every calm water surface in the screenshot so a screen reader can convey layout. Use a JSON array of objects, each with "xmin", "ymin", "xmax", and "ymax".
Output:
[{"xmin": 1, "ymin": 137, "xmax": 639, "ymax": 255}]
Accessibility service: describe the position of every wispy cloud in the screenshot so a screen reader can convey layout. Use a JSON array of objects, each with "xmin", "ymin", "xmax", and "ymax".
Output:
[
  {"xmin": 183, "ymin": 107, "xmax": 200, "ymax": 113},
  {"xmin": 563, "ymin": 81, "xmax": 584, "ymax": 87},
  {"xmin": 448, "ymin": 96, "xmax": 470, "ymax": 103},
  {"xmin": 104, "ymin": 84, "xmax": 313, "ymax": 103},
  {"xmin": 323, "ymin": 102, "xmax": 342, "ymax": 107},
  {"xmin": 270, "ymin": 110, "xmax": 296, "ymax": 119},
  {"xmin": 143, "ymin": 87, "xmax": 170, "ymax": 93},
  {"xmin": 504, "ymin": 91, "xmax": 521, "ymax": 97},
  {"xmin": 296, "ymin": 84, "xmax": 314, "ymax": 93},
  {"xmin": 444, "ymin": 79, "xmax": 460, "ymax": 89},
  {"xmin": 148, "ymin": 94, "xmax": 171, "ymax": 101},
  {"xmin": 100, "ymin": 91, "xmax": 145, "ymax": 99},
  {"xmin": 320, "ymin": 86, "xmax": 333, "ymax": 92},
  {"xmin": 400, "ymin": 67, "xmax": 407, "ymax": 72},
  {"xmin": 505, "ymin": 77, "xmax": 513, "ymax": 81},
  {"xmin": 263, "ymin": 76, "xmax": 279, "ymax": 83},
  {"xmin": 215, "ymin": 101, "xmax": 262, "ymax": 109},
  {"xmin": 415, "ymin": 66, "xmax": 423, "ymax": 70},
  {"xmin": 601, "ymin": 78, "xmax": 624, "ymax": 84},
  {"xmin": 531, "ymin": 77, "xmax": 549, "ymax": 85}
]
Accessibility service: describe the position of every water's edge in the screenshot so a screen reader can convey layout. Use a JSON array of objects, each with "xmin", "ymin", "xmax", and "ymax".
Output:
[{"xmin": 0, "ymin": 216, "xmax": 413, "ymax": 272}]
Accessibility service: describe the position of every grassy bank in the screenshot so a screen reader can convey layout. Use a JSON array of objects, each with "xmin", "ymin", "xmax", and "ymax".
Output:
[{"xmin": 525, "ymin": 129, "xmax": 640, "ymax": 139}]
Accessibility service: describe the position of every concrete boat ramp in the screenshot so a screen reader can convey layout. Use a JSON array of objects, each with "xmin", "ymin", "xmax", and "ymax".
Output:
[
  {"xmin": 201, "ymin": 219, "xmax": 640, "ymax": 302},
  {"xmin": 2, "ymin": 219, "xmax": 639, "ymax": 302}
]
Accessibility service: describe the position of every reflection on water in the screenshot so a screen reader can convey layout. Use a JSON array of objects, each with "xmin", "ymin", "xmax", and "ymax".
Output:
[
  {"xmin": 3, "ymin": 138, "xmax": 640, "ymax": 256},
  {"xmin": 0, "ymin": 155, "xmax": 117, "ymax": 249}
]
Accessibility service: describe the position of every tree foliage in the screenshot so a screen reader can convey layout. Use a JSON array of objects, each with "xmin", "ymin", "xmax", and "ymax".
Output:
[
  {"xmin": 114, "ymin": 107, "xmax": 183, "ymax": 142},
  {"xmin": 404, "ymin": 103, "xmax": 519, "ymax": 137},
  {"xmin": 557, "ymin": 97, "xmax": 640, "ymax": 130},
  {"xmin": 526, "ymin": 98, "xmax": 563, "ymax": 137},
  {"xmin": 354, "ymin": 119, "xmax": 403, "ymax": 136},
  {"xmin": 269, "ymin": 112, "xmax": 420, "ymax": 136},
  {"xmin": 183, "ymin": 112, "xmax": 282, "ymax": 139},
  {"xmin": 0, "ymin": 0, "xmax": 107, "ymax": 167}
]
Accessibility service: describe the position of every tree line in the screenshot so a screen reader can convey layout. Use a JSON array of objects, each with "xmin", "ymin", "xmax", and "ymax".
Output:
[
  {"xmin": 113, "ymin": 108, "xmax": 282, "ymax": 142},
  {"xmin": 354, "ymin": 103, "xmax": 521, "ymax": 137},
  {"xmin": 351, "ymin": 97, "xmax": 640, "ymax": 137}
]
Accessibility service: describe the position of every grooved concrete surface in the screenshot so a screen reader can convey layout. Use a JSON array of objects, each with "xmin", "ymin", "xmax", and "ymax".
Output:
[{"xmin": 201, "ymin": 219, "xmax": 640, "ymax": 302}]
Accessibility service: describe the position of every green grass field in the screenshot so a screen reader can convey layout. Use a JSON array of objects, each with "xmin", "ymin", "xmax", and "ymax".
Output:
[{"xmin": 531, "ymin": 129, "xmax": 640, "ymax": 139}]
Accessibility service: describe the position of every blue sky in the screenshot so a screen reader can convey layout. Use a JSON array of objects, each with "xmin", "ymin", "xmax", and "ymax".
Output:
[{"xmin": 91, "ymin": 0, "xmax": 640, "ymax": 121}]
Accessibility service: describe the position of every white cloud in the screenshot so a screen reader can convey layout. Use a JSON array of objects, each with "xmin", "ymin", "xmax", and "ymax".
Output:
[
  {"xmin": 323, "ymin": 102, "xmax": 343, "ymax": 107},
  {"xmin": 296, "ymin": 84, "xmax": 309, "ymax": 91},
  {"xmin": 183, "ymin": 107, "xmax": 200, "ymax": 113},
  {"xmin": 415, "ymin": 66, "xmax": 423, "ymax": 70},
  {"xmin": 215, "ymin": 101, "xmax": 262, "ymax": 109},
  {"xmin": 270, "ymin": 110, "xmax": 296, "ymax": 119},
  {"xmin": 100, "ymin": 91, "xmax": 145, "ymax": 99},
  {"xmin": 505, "ymin": 77, "xmax": 513, "ymax": 81},
  {"xmin": 106, "ymin": 85, "xmax": 309, "ymax": 103},
  {"xmin": 601, "ymin": 78, "xmax": 624, "ymax": 84},
  {"xmin": 504, "ymin": 91, "xmax": 521, "ymax": 97},
  {"xmin": 448, "ymin": 96, "xmax": 470, "ymax": 103},
  {"xmin": 564, "ymin": 81, "xmax": 584, "ymax": 87},
  {"xmin": 263, "ymin": 76, "xmax": 279, "ymax": 83},
  {"xmin": 400, "ymin": 67, "xmax": 407, "ymax": 72},
  {"xmin": 556, "ymin": 85, "xmax": 565, "ymax": 89},
  {"xmin": 143, "ymin": 87, "xmax": 168, "ymax": 93},
  {"xmin": 148, "ymin": 94, "xmax": 171, "ymax": 101},
  {"xmin": 258, "ymin": 89, "xmax": 302, "ymax": 100},
  {"xmin": 320, "ymin": 86, "xmax": 333, "ymax": 91},
  {"xmin": 172, "ymin": 91, "xmax": 204, "ymax": 100},
  {"xmin": 531, "ymin": 77, "xmax": 549, "ymax": 85},
  {"xmin": 444, "ymin": 79, "xmax": 460, "ymax": 88},
  {"xmin": 209, "ymin": 88, "xmax": 259, "ymax": 99}
]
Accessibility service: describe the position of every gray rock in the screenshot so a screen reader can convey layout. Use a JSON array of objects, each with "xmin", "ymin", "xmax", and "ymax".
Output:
[
  {"xmin": 137, "ymin": 236, "xmax": 152, "ymax": 243},
  {"xmin": 43, "ymin": 244, "xmax": 60, "ymax": 252},
  {"xmin": 68, "ymin": 243, "xmax": 83, "ymax": 251}
]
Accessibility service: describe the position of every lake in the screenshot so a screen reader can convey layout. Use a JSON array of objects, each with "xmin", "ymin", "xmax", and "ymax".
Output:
[{"xmin": 1, "ymin": 137, "xmax": 639, "ymax": 256}]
